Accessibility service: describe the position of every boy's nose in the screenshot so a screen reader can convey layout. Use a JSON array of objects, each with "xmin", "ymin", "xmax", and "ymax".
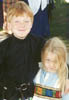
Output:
[{"xmin": 18, "ymin": 22, "xmax": 25, "ymax": 27}]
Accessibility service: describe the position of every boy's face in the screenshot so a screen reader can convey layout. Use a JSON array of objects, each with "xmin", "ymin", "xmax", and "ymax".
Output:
[
  {"xmin": 8, "ymin": 13, "xmax": 32, "ymax": 39},
  {"xmin": 44, "ymin": 52, "xmax": 58, "ymax": 73}
]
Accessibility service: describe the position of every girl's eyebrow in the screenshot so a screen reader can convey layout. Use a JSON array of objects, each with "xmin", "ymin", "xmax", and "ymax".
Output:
[{"xmin": 46, "ymin": 58, "xmax": 56, "ymax": 62}]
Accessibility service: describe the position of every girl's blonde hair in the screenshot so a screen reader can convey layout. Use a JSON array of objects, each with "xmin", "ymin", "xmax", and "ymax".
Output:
[
  {"xmin": 6, "ymin": 1, "xmax": 34, "ymax": 23},
  {"xmin": 41, "ymin": 37, "xmax": 68, "ymax": 92}
]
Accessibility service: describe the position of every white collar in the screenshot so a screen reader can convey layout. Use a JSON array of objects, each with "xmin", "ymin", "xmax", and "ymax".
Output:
[{"xmin": 28, "ymin": 0, "xmax": 49, "ymax": 15}]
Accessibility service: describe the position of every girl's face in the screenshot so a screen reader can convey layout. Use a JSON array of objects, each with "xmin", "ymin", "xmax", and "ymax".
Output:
[
  {"xmin": 44, "ymin": 52, "xmax": 58, "ymax": 73},
  {"xmin": 8, "ymin": 13, "xmax": 32, "ymax": 39}
]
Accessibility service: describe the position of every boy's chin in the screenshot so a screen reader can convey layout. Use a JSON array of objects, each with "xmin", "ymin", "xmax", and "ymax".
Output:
[{"xmin": 13, "ymin": 33, "xmax": 29, "ymax": 39}]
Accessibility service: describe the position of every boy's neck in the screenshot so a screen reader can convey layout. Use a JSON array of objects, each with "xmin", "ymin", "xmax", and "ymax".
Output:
[{"xmin": 12, "ymin": 34, "xmax": 29, "ymax": 40}]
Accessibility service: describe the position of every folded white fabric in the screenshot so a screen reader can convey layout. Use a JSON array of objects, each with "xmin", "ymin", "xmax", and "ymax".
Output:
[{"xmin": 28, "ymin": 0, "xmax": 49, "ymax": 15}]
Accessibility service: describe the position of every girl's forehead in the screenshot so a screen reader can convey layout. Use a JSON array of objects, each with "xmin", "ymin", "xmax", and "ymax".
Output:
[{"xmin": 45, "ymin": 52, "xmax": 57, "ymax": 60}]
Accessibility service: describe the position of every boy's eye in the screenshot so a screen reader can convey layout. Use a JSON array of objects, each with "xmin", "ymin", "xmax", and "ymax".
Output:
[
  {"xmin": 14, "ymin": 21, "xmax": 30, "ymax": 24},
  {"xmin": 24, "ymin": 21, "xmax": 29, "ymax": 23}
]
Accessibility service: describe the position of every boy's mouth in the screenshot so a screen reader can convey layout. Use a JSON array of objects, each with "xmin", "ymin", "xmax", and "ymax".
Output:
[{"xmin": 19, "ymin": 29, "xmax": 25, "ymax": 31}]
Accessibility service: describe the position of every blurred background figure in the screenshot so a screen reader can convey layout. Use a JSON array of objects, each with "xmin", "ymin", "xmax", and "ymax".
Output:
[
  {"xmin": 2, "ymin": 0, "xmax": 19, "ymax": 30},
  {"xmin": 3, "ymin": 0, "xmax": 19, "ymax": 12},
  {"xmin": 0, "ymin": 0, "xmax": 3, "ymax": 30},
  {"xmin": 23, "ymin": 0, "xmax": 55, "ymax": 38}
]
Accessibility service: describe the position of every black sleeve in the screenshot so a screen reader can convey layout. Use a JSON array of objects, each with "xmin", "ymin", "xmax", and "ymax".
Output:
[
  {"xmin": 0, "ymin": 38, "xmax": 10, "ymax": 97},
  {"xmin": 31, "ymin": 36, "xmax": 46, "ymax": 63},
  {"xmin": 35, "ymin": 38, "xmax": 46, "ymax": 62}
]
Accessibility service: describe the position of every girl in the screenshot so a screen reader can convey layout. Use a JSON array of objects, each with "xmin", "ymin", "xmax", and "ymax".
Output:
[{"xmin": 32, "ymin": 37, "xmax": 69, "ymax": 100}]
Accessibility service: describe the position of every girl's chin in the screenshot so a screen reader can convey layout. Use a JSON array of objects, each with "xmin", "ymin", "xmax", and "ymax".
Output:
[{"xmin": 46, "ymin": 69, "xmax": 56, "ymax": 73}]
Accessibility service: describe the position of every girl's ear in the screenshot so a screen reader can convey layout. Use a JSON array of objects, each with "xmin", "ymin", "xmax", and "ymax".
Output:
[{"xmin": 64, "ymin": 79, "xmax": 69, "ymax": 94}]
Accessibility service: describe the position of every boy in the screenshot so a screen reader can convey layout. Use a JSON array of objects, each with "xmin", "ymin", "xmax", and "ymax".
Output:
[{"xmin": 0, "ymin": 1, "xmax": 44, "ymax": 100}]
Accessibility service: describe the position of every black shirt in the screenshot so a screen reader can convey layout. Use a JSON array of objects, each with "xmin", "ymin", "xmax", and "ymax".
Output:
[{"xmin": 0, "ymin": 34, "xmax": 45, "ymax": 99}]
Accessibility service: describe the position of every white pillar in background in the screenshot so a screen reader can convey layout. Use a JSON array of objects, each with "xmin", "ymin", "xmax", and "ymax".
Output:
[{"xmin": 65, "ymin": 0, "xmax": 69, "ymax": 3}]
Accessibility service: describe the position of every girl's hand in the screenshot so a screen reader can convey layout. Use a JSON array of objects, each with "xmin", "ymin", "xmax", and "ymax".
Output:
[{"xmin": 64, "ymin": 79, "xmax": 69, "ymax": 94}]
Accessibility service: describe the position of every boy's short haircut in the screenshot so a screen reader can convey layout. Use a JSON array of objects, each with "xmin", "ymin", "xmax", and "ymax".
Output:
[{"xmin": 7, "ymin": 1, "xmax": 34, "ymax": 23}]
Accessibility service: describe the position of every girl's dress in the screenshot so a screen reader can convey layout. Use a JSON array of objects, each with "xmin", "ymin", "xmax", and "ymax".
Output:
[{"xmin": 32, "ymin": 63, "xmax": 69, "ymax": 100}]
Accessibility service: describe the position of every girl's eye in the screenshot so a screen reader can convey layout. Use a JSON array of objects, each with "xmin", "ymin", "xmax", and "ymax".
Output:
[
  {"xmin": 15, "ymin": 21, "xmax": 19, "ymax": 23},
  {"xmin": 46, "ymin": 59, "xmax": 56, "ymax": 63},
  {"xmin": 46, "ymin": 59, "xmax": 50, "ymax": 62}
]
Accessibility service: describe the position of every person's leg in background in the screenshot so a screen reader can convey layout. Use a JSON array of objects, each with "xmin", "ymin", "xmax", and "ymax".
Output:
[{"xmin": 0, "ymin": 1, "xmax": 3, "ymax": 30}]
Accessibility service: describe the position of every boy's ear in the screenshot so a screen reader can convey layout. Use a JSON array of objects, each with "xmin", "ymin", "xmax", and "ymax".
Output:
[
  {"xmin": 7, "ymin": 22, "xmax": 12, "ymax": 34},
  {"xmin": 30, "ymin": 23, "xmax": 33, "ymax": 30}
]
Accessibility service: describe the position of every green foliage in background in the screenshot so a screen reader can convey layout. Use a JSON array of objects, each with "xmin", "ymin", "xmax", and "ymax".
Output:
[{"xmin": 50, "ymin": 0, "xmax": 69, "ymax": 45}]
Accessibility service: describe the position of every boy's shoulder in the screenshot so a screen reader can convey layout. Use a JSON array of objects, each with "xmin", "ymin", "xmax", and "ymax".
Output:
[
  {"xmin": 0, "ymin": 35, "xmax": 12, "ymax": 47},
  {"xmin": 29, "ymin": 34, "xmax": 45, "ymax": 43}
]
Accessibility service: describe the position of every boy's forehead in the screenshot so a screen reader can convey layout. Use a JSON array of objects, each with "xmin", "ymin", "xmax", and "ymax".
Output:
[
  {"xmin": 14, "ymin": 14, "xmax": 30, "ymax": 18},
  {"xmin": 11, "ymin": 14, "xmax": 32, "ymax": 21},
  {"xmin": 14, "ymin": 12, "xmax": 29, "ymax": 17}
]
